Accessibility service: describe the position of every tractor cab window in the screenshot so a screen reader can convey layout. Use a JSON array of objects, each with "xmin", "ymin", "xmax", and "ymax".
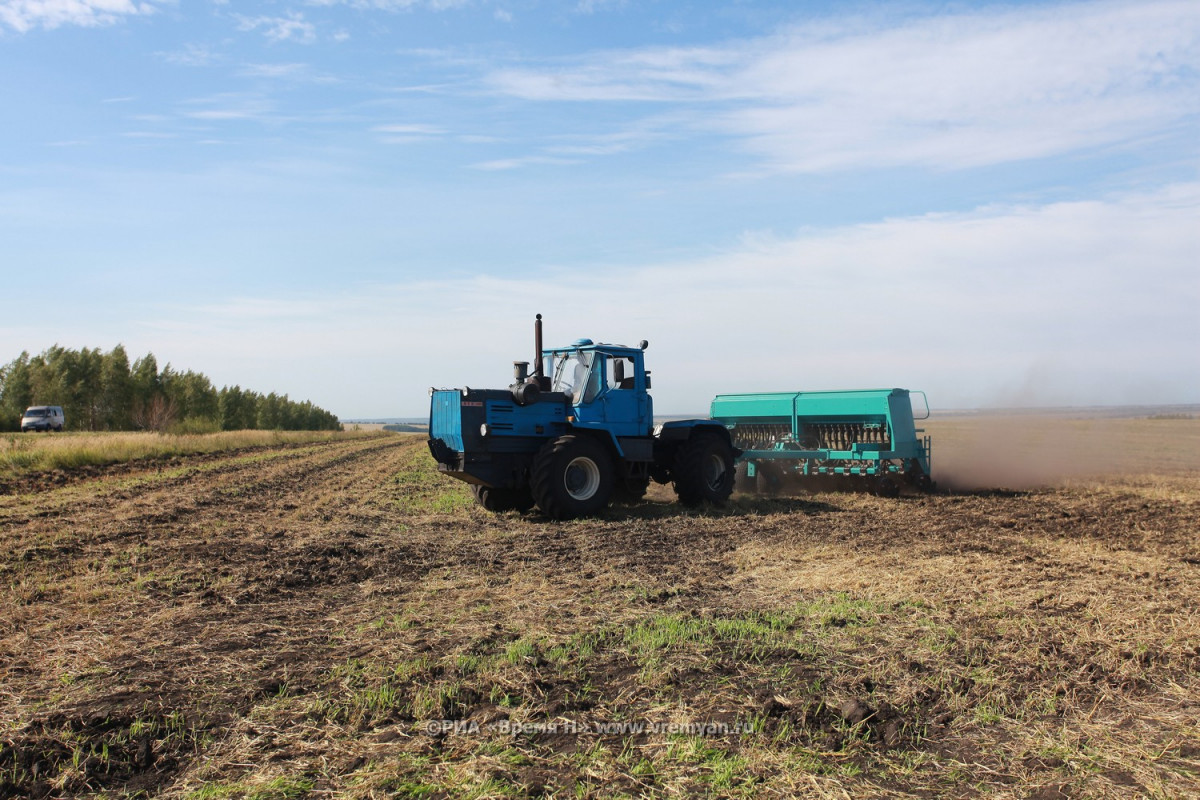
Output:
[
  {"xmin": 608, "ymin": 357, "xmax": 635, "ymax": 390},
  {"xmin": 551, "ymin": 350, "xmax": 599, "ymax": 404}
]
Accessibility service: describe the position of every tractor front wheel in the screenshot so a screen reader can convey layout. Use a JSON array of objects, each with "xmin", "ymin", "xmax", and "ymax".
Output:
[
  {"xmin": 673, "ymin": 432, "xmax": 736, "ymax": 507},
  {"xmin": 531, "ymin": 435, "xmax": 614, "ymax": 520}
]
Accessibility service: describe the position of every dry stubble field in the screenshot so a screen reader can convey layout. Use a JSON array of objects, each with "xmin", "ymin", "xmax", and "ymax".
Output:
[{"xmin": 2, "ymin": 418, "xmax": 1199, "ymax": 799}]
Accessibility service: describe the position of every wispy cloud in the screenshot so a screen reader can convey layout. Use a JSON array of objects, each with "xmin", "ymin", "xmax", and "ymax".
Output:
[
  {"xmin": 158, "ymin": 44, "xmax": 219, "ymax": 67},
  {"xmin": 235, "ymin": 11, "xmax": 317, "ymax": 45},
  {"xmin": 544, "ymin": 125, "xmax": 672, "ymax": 156},
  {"xmin": 468, "ymin": 155, "xmax": 580, "ymax": 170},
  {"xmin": 238, "ymin": 63, "xmax": 309, "ymax": 79},
  {"xmin": 484, "ymin": 0, "xmax": 1200, "ymax": 173},
  {"xmin": 372, "ymin": 122, "xmax": 446, "ymax": 143},
  {"xmin": 306, "ymin": 0, "xmax": 470, "ymax": 10},
  {"xmin": 372, "ymin": 123, "xmax": 445, "ymax": 135},
  {"xmin": 0, "ymin": 0, "xmax": 163, "ymax": 32},
  {"xmin": 179, "ymin": 93, "xmax": 274, "ymax": 122}
]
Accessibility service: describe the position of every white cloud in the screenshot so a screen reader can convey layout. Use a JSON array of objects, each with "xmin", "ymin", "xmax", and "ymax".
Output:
[
  {"xmin": 177, "ymin": 93, "xmax": 274, "ymax": 123},
  {"xmin": 159, "ymin": 43, "xmax": 218, "ymax": 67},
  {"xmin": 306, "ymin": 0, "xmax": 469, "ymax": 9},
  {"xmin": 235, "ymin": 11, "xmax": 317, "ymax": 45},
  {"xmin": 544, "ymin": 125, "xmax": 672, "ymax": 156},
  {"xmin": 372, "ymin": 122, "xmax": 446, "ymax": 143},
  {"xmin": 120, "ymin": 182, "xmax": 1199, "ymax": 416},
  {"xmin": 372, "ymin": 123, "xmax": 445, "ymax": 135},
  {"xmin": 467, "ymin": 155, "xmax": 580, "ymax": 170},
  {"xmin": 239, "ymin": 63, "xmax": 309, "ymax": 79},
  {"xmin": 184, "ymin": 108, "xmax": 260, "ymax": 121},
  {"xmin": 485, "ymin": 0, "xmax": 1200, "ymax": 172},
  {"xmin": 0, "ymin": 0, "xmax": 162, "ymax": 32}
]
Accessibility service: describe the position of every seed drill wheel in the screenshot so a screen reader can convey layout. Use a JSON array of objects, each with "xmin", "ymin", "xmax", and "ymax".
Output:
[
  {"xmin": 531, "ymin": 434, "xmax": 614, "ymax": 520},
  {"xmin": 905, "ymin": 463, "xmax": 935, "ymax": 493},
  {"xmin": 673, "ymin": 432, "xmax": 736, "ymax": 507},
  {"xmin": 471, "ymin": 485, "xmax": 535, "ymax": 513},
  {"xmin": 735, "ymin": 461, "xmax": 758, "ymax": 495}
]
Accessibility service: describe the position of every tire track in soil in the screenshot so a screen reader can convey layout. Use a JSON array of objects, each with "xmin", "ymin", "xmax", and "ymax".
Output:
[
  {"xmin": 1, "ymin": 437, "xmax": 421, "ymax": 733},
  {"xmin": 3, "ymin": 435, "xmax": 441, "ymax": 799}
]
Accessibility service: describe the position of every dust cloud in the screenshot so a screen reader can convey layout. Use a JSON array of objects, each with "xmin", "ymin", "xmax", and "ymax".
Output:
[{"xmin": 927, "ymin": 414, "xmax": 1200, "ymax": 491}]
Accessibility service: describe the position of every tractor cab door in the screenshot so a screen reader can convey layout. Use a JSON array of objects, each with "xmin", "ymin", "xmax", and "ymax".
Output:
[{"xmin": 599, "ymin": 355, "xmax": 652, "ymax": 437}]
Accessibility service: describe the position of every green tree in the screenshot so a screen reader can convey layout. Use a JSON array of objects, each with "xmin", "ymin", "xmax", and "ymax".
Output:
[
  {"xmin": 99, "ymin": 345, "xmax": 134, "ymax": 430},
  {"xmin": 1, "ymin": 345, "xmax": 341, "ymax": 433},
  {"xmin": 164, "ymin": 369, "xmax": 218, "ymax": 426},
  {"xmin": 219, "ymin": 386, "xmax": 258, "ymax": 431},
  {"xmin": 257, "ymin": 392, "xmax": 282, "ymax": 430},
  {"xmin": 0, "ymin": 352, "xmax": 33, "ymax": 431}
]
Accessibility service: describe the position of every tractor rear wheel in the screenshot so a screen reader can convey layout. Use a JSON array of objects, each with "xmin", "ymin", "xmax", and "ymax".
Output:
[
  {"xmin": 531, "ymin": 435, "xmax": 614, "ymax": 520},
  {"xmin": 471, "ymin": 485, "xmax": 535, "ymax": 513},
  {"xmin": 673, "ymin": 432, "xmax": 736, "ymax": 507}
]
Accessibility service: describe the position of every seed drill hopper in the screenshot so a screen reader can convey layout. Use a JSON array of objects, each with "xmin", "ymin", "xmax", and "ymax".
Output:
[{"xmin": 711, "ymin": 389, "xmax": 934, "ymax": 497}]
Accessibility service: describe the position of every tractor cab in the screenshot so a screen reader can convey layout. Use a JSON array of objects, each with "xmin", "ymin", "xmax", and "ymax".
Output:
[{"xmin": 543, "ymin": 339, "xmax": 653, "ymax": 438}]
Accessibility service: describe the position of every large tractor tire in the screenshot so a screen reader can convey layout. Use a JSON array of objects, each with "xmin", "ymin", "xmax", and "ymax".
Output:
[
  {"xmin": 673, "ymin": 432, "xmax": 736, "ymax": 507},
  {"xmin": 471, "ymin": 484, "xmax": 535, "ymax": 513},
  {"xmin": 531, "ymin": 435, "xmax": 614, "ymax": 520}
]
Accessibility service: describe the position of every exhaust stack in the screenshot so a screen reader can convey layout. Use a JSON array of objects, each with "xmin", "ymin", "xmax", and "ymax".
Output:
[
  {"xmin": 533, "ymin": 313, "xmax": 550, "ymax": 390},
  {"xmin": 511, "ymin": 314, "xmax": 548, "ymax": 405}
]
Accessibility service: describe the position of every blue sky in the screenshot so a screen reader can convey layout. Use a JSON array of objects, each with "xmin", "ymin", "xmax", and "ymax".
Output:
[{"xmin": 1, "ymin": 0, "xmax": 1197, "ymax": 417}]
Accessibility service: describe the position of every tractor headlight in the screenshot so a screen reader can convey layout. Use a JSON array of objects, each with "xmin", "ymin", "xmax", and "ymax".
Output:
[{"xmin": 480, "ymin": 423, "xmax": 490, "ymax": 437}]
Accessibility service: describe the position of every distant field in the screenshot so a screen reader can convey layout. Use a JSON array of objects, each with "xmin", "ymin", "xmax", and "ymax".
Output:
[
  {"xmin": 0, "ymin": 429, "xmax": 382, "ymax": 481},
  {"xmin": 1, "ymin": 417, "xmax": 1197, "ymax": 798}
]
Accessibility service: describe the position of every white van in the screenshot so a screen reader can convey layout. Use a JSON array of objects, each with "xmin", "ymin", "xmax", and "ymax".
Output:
[{"xmin": 21, "ymin": 406, "xmax": 65, "ymax": 433}]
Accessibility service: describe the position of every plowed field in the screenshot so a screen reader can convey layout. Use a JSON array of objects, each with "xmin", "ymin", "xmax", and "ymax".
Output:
[{"xmin": 2, "ymin": 422, "xmax": 1199, "ymax": 798}]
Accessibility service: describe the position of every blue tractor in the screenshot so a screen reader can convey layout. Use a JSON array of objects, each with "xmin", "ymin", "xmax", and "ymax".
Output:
[{"xmin": 428, "ymin": 315, "xmax": 738, "ymax": 519}]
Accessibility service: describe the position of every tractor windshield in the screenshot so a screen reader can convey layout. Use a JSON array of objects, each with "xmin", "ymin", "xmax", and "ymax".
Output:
[{"xmin": 550, "ymin": 351, "xmax": 600, "ymax": 404}]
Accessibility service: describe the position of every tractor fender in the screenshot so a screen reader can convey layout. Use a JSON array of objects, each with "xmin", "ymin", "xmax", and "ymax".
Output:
[
  {"xmin": 566, "ymin": 423, "xmax": 628, "ymax": 460},
  {"xmin": 651, "ymin": 420, "xmax": 740, "ymax": 477},
  {"xmin": 654, "ymin": 419, "xmax": 736, "ymax": 446}
]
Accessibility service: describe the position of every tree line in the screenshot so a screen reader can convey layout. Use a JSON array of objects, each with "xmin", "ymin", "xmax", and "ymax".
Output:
[{"xmin": 0, "ymin": 345, "xmax": 341, "ymax": 433}]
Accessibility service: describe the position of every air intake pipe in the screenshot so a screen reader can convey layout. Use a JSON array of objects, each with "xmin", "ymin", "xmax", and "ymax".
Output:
[{"xmin": 511, "ymin": 314, "xmax": 547, "ymax": 405}]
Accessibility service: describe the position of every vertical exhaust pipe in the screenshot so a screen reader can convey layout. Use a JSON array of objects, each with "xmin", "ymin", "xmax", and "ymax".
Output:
[
  {"xmin": 512, "ymin": 314, "xmax": 547, "ymax": 405},
  {"xmin": 533, "ymin": 313, "xmax": 549, "ymax": 390}
]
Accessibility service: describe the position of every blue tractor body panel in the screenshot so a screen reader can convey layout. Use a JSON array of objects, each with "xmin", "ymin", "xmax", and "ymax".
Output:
[{"xmin": 429, "ymin": 387, "xmax": 572, "ymax": 487}]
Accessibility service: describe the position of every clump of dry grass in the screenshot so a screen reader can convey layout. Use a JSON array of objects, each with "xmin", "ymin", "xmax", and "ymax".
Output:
[{"xmin": 0, "ymin": 429, "xmax": 382, "ymax": 477}]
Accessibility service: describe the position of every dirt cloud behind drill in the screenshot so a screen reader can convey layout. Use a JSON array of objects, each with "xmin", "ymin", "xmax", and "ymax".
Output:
[{"xmin": 928, "ymin": 415, "xmax": 1200, "ymax": 490}]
